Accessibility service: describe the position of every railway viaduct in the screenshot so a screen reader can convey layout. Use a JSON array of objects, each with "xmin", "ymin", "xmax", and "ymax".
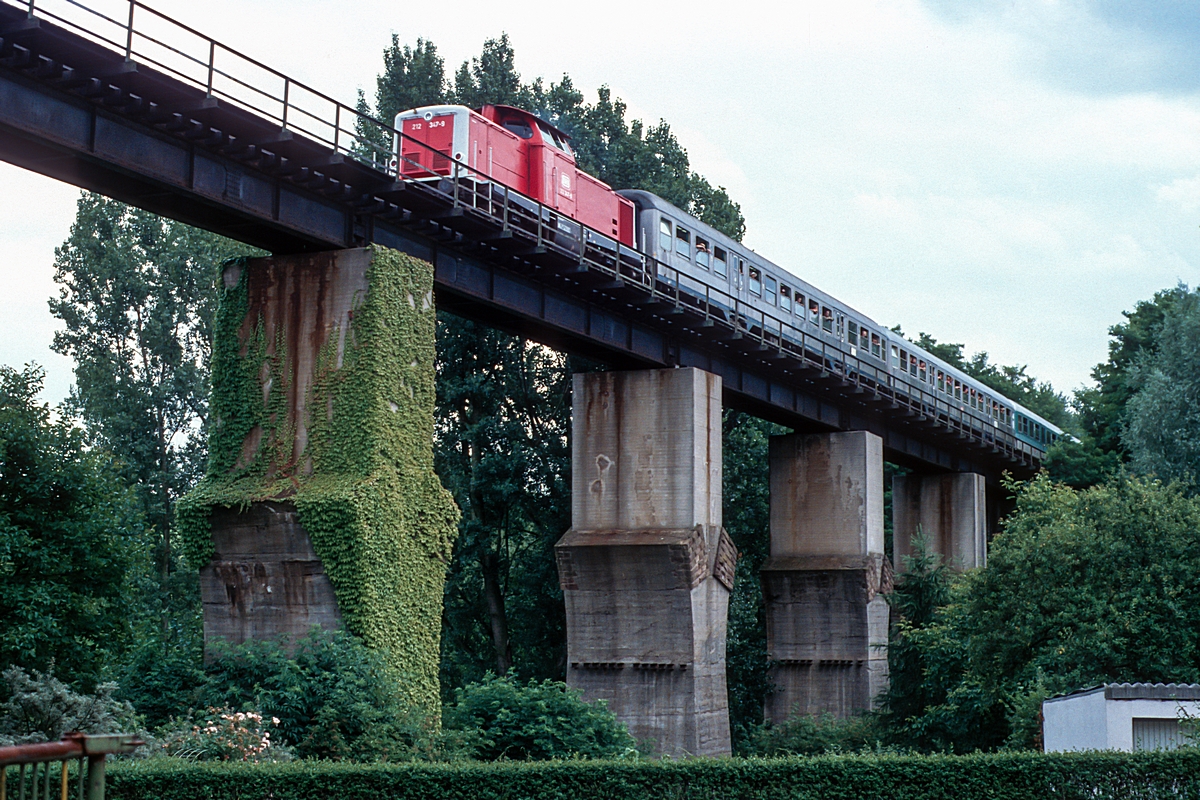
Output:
[{"xmin": 0, "ymin": 0, "xmax": 1042, "ymax": 757}]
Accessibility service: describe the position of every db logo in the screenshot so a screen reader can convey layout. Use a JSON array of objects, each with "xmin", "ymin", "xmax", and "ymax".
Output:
[{"xmin": 560, "ymin": 172, "xmax": 571, "ymax": 189}]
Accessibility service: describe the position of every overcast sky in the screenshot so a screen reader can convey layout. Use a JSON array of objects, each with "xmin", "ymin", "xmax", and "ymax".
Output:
[{"xmin": 3, "ymin": 0, "xmax": 1198, "ymax": 404}]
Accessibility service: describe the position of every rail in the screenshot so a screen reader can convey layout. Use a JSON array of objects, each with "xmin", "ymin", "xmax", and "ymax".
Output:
[
  {"xmin": 2, "ymin": 0, "xmax": 1037, "ymax": 466},
  {"xmin": 0, "ymin": 733, "xmax": 142, "ymax": 800}
]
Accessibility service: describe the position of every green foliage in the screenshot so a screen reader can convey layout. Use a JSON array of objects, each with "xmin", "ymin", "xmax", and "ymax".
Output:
[
  {"xmin": 105, "ymin": 750, "xmax": 1200, "ymax": 800},
  {"xmin": 1077, "ymin": 285, "xmax": 1189, "ymax": 456},
  {"xmin": 0, "ymin": 666, "xmax": 141, "ymax": 746},
  {"xmin": 198, "ymin": 630, "xmax": 443, "ymax": 762},
  {"xmin": 177, "ymin": 247, "xmax": 459, "ymax": 714},
  {"xmin": 1123, "ymin": 286, "xmax": 1200, "ymax": 485},
  {"xmin": 747, "ymin": 713, "xmax": 882, "ymax": 756},
  {"xmin": 0, "ymin": 364, "xmax": 141, "ymax": 687},
  {"xmin": 884, "ymin": 474, "xmax": 1200, "ymax": 752},
  {"xmin": 443, "ymin": 674, "xmax": 635, "ymax": 761},
  {"xmin": 435, "ymin": 316, "xmax": 575, "ymax": 687},
  {"xmin": 49, "ymin": 193, "xmax": 259, "ymax": 678},
  {"xmin": 721, "ymin": 412, "xmax": 787, "ymax": 751},
  {"xmin": 877, "ymin": 529, "xmax": 955, "ymax": 749},
  {"xmin": 153, "ymin": 707, "xmax": 290, "ymax": 762},
  {"xmin": 111, "ymin": 632, "xmax": 207, "ymax": 730}
]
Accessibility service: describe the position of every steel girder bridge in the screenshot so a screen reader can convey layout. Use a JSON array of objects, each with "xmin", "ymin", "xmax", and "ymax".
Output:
[{"xmin": 0, "ymin": 0, "xmax": 1041, "ymax": 485}]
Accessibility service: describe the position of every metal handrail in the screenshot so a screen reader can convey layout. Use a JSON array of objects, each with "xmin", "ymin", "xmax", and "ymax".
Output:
[{"xmin": 0, "ymin": 733, "xmax": 142, "ymax": 800}]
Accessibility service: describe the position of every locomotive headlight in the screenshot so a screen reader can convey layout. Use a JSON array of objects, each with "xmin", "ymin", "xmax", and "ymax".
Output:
[{"xmin": 423, "ymin": 111, "xmax": 433, "ymax": 120}]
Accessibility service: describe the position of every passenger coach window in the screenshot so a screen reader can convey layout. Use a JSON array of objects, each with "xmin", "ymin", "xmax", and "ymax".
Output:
[
  {"xmin": 891, "ymin": 346, "xmax": 899, "ymax": 368},
  {"xmin": 861, "ymin": 327, "xmax": 870, "ymax": 349},
  {"xmin": 697, "ymin": 238, "xmax": 710, "ymax": 269},
  {"xmin": 676, "ymin": 226, "xmax": 691, "ymax": 258},
  {"xmin": 822, "ymin": 307, "xmax": 833, "ymax": 332},
  {"xmin": 809, "ymin": 300, "xmax": 819, "ymax": 326},
  {"xmin": 714, "ymin": 247, "xmax": 728, "ymax": 278},
  {"xmin": 764, "ymin": 275, "xmax": 777, "ymax": 305},
  {"xmin": 748, "ymin": 267, "xmax": 762, "ymax": 296},
  {"xmin": 847, "ymin": 320, "xmax": 858, "ymax": 347},
  {"xmin": 780, "ymin": 286, "xmax": 792, "ymax": 313},
  {"xmin": 659, "ymin": 219, "xmax": 672, "ymax": 252},
  {"xmin": 871, "ymin": 334, "xmax": 881, "ymax": 358}
]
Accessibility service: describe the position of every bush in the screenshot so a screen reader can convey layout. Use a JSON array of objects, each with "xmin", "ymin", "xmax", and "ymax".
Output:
[
  {"xmin": 153, "ymin": 707, "xmax": 290, "ymax": 762},
  {"xmin": 197, "ymin": 629, "xmax": 443, "ymax": 762},
  {"xmin": 444, "ymin": 674, "xmax": 635, "ymax": 760},
  {"xmin": 104, "ymin": 750, "xmax": 1200, "ymax": 800},
  {"xmin": 747, "ymin": 713, "xmax": 884, "ymax": 756},
  {"xmin": 0, "ymin": 666, "xmax": 142, "ymax": 746}
]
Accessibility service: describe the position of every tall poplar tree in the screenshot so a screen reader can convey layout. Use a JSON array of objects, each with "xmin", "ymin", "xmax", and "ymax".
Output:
[{"xmin": 49, "ymin": 193, "xmax": 256, "ymax": 644}]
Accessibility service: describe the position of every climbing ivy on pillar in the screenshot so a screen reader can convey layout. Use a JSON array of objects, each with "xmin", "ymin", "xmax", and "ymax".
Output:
[{"xmin": 176, "ymin": 245, "xmax": 460, "ymax": 713}]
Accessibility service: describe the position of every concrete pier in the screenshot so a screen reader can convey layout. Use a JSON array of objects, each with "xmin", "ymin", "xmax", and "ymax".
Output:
[
  {"xmin": 762, "ymin": 431, "xmax": 889, "ymax": 721},
  {"xmin": 892, "ymin": 473, "xmax": 987, "ymax": 570},
  {"xmin": 555, "ymin": 367, "xmax": 735, "ymax": 757}
]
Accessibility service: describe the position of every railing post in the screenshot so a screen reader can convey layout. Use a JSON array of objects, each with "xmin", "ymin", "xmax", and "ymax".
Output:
[
  {"xmin": 26, "ymin": 0, "xmax": 33, "ymax": 20},
  {"xmin": 281, "ymin": 79, "xmax": 290, "ymax": 129},
  {"xmin": 84, "ymin": 756, "xmax": 104, "ymax": 800},
  {"xmin": 124, "ymin": 0, "xmax": 134, "ymax": 61},
  {"xmin": 333, "ymin": 104, "xmax": 340, "ymax": 153},
  {"xmin": 206, "ymin": 40, "xmax": 215, "ymax": 96}
]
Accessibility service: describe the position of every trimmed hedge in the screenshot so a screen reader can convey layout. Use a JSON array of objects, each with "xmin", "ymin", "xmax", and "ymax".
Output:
[{"xmin": 107, "ymin": 751, "xmax": 1200, "ymax": 800}]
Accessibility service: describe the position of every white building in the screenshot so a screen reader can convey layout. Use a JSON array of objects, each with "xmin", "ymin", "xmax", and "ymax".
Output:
[{"xmin": 1043, "ymin": 683, "xmax": 1200, "ymax": 752}]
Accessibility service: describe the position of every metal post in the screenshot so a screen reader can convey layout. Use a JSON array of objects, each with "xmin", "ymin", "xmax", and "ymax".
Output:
[
  {"xmin": 281, "ymin": 79, "xmax": 290, "ymax": 128},
  {"xmin": 83, "ymin": 757, "xmax": 103, "ymax": 800},
  {"xmin": 206, "ymin": 40, "xmax": 215, "ymax": 96},
  {"xmin": 333, "ymin": 104, "xmax": 340, "ymax": 153},
  {"xmin": 58, "ymin": 762, "xmax": 66, "ymax": 800},
  {"xmin": 25, "ymin": 0, "xmax": 32, "ymax": 20},
  {"xmin": 124, "ymin": 0, "xmax": 134, "ymax": 61}
]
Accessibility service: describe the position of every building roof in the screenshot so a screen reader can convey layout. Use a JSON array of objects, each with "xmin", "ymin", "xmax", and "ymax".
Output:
[{"xmin": 1046, "ymin": 683, "xmax": 1200, "ymax": 703}]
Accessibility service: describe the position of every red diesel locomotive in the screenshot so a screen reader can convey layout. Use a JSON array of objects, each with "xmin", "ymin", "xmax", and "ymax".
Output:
[{"xmin": 395, "ymin": 103, "xmax": 634, "ymax": 247}]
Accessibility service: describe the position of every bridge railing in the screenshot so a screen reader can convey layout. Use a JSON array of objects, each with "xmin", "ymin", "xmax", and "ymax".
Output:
[
  {"xmin": 0, "ymin": 733, "xmax": 142, "ymax": 800},
  {"xmin": 7, "ymin": 0, "xmax": 1030, "ymax": 465}
]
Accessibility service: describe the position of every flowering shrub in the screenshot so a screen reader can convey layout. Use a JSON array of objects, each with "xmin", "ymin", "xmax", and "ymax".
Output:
[{"xmin": 155, "ymin": 707, "xmax": 290, "ymax": 762}]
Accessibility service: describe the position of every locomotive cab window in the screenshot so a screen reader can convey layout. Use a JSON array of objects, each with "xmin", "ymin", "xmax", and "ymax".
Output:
[
  {"xmin": 659, "ymin": 219, "xmax": 672, "ymax": 252},
  {"xmin": 713, "ymin": 247, "xmax": 728, "ymax": 278},
  {"xmin": 780, "ymin": 285, "xmax": 793, "ymax": 313},
  {"xmin": 748, "ymin": 267, "xmax": 762, "ymax": 296},
  {"xmin": 697, "ymin": 237, "xmax": 710, "ymax": 269},
  {"xmin": 503, "ymin": 119, "xmax": 533, "ymax": 139},
  {"xmin": 676, "ymin": 226, "xmax": 691, "ymax": 259},
  {"xmin": 764, "ymin": 275, "xmax": 777, "ymax": 305}
]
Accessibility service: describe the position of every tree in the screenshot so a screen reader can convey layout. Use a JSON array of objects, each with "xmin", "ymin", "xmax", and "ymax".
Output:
[
  {"xmin": 359, "ymin": 33, "xmax": 750, "ymax": 690},
  {"xmin": 435, "ymin": 316, "xmax": 574, "ymax": 684},
  {"xmin": 1122, "ymin": 286, "xmax": 1200, "ymax": 485},
  {"xmin": 883, "ymin": 474, "xmax": 1200, "ymax": 752},
  {"xmin": 1077, "ymin": 285, "xmax": 1189, "ymax": 456},
  {"xmin": 444, "ymin": 673, "xmax": 635, "ymax": 760},
  {"xmin": 721, "ymin": 412, "xmax": 786, "ymax": 751},
  {"xmin": 48, "ymin": 194, "xmax": 257, "ymax": 647},
  {"xmin": 0, "ymin": 365, "xmax": 141, "ymax": 688}
]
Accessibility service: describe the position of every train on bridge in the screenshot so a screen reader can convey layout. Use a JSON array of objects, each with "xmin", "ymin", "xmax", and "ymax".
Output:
[{"xmin": 396, "ymin": 103, "xmax": 1064, "ymax": 459}]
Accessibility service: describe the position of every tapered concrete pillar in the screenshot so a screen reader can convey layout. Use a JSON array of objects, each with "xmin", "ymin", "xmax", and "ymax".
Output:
[
  {"xmin": 893, "ymin": 473, "xmax": 987, "ymax": 570},
  {"xmin": 762, "ymin": 431, "xmax": 889, "ymax": 721},
  {"xmin": 555, "ymin": 368, "xmax": 735, "ymax": 757}
]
